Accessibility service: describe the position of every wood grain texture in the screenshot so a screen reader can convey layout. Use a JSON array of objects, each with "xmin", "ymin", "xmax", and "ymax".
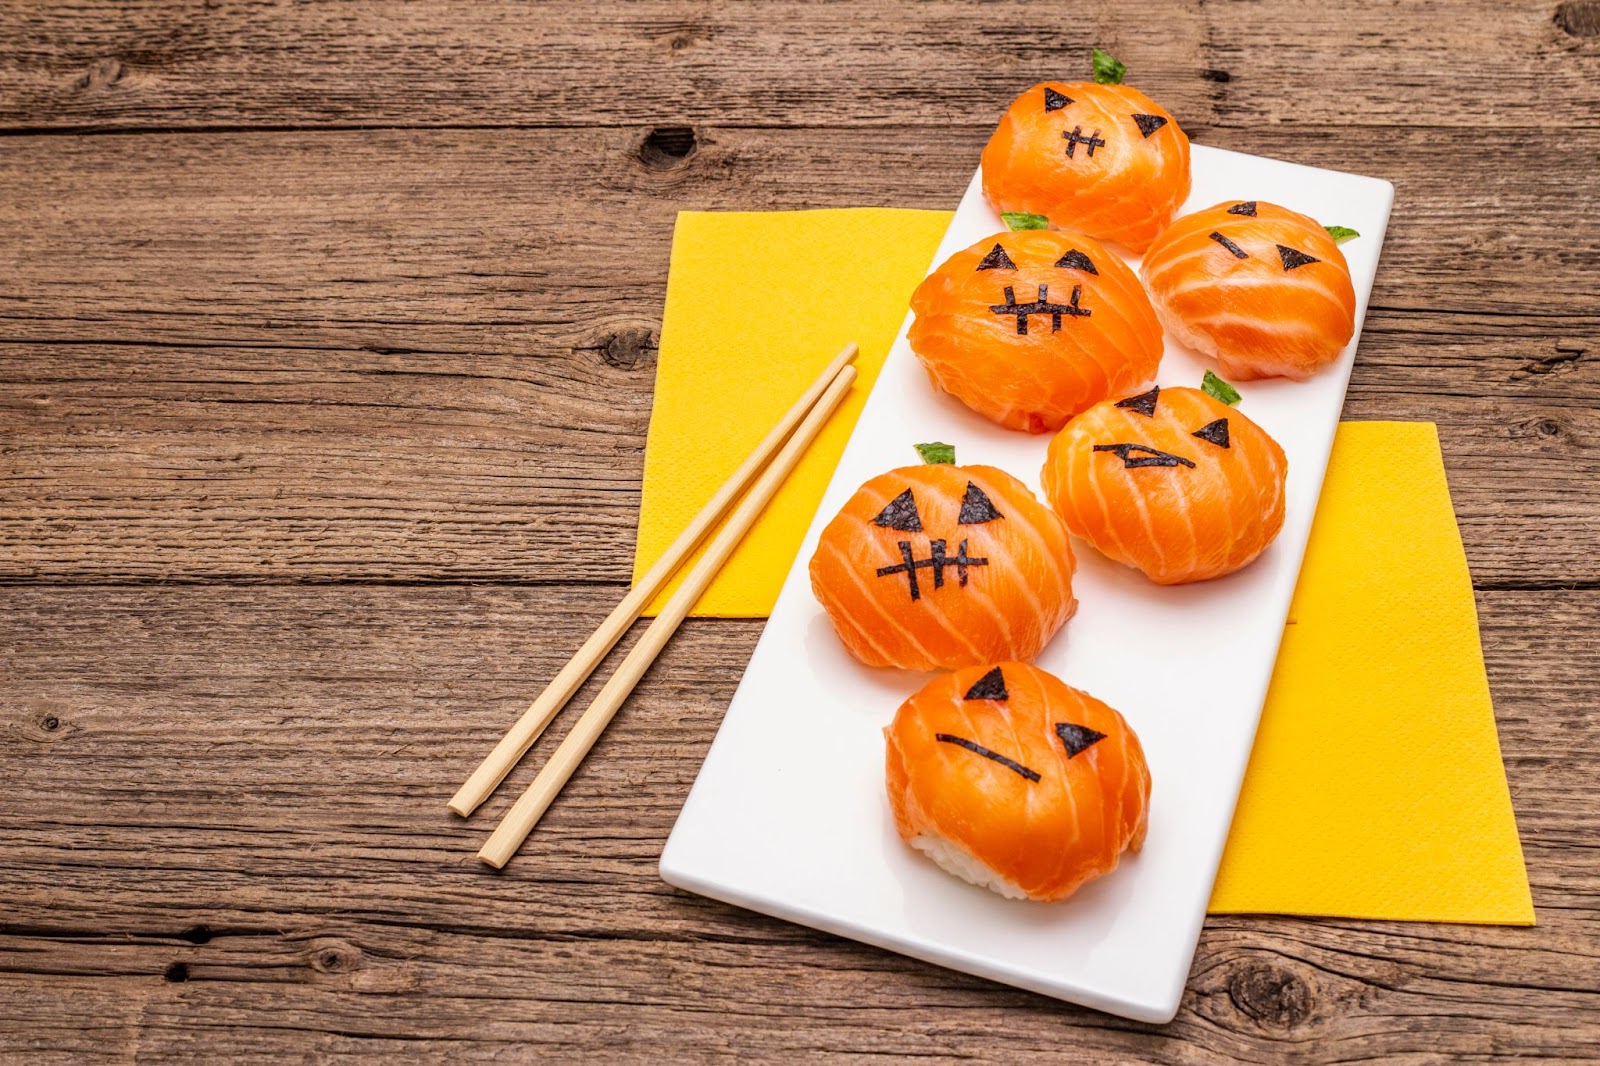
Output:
[
  {"xmin": 0, "ymin": 0, "xmax": 1597, "ymax": 132},
  {"xmin": 1, "ymin": 0, "xmax": 1597, "ymax": 1059},
  {"xmin": 0, "ymin": 125, "xmax": 1595, "ymax": 585},
  {"xmin": 1, "ymin": 585, "xmax": 1597, "ymax": 1063}
]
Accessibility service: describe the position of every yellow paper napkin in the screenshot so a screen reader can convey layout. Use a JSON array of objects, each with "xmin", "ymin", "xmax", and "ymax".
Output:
[
  {"xmin": 1210, "ymin": 421, "xmax": 1533, "ymax": 923},
  {"xmin": 635, "ymin": 209, "xmax": 951, "ymax": 615},
  {"xmin": 636, "ymin": 208, "xmax": 1532, "ymax": 925}
]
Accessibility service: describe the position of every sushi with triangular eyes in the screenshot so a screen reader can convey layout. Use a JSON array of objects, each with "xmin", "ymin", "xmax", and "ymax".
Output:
[
  {"xmin": 808, "ymin": 445, "xmax": 1076, "ymax": 671},
  {"xmin": 980, "ymin": 51, "xmax": 1191, "ymax": 253},
  {"xmin": 1041, "ymin": 385, "xmax": 1288, "ymax": 584},
  {"xmin": 908, "ymin": 228, "xmax": 1163, "ymax": 433},
  {"xmin": 1141, "ymin": 200, "xmax": 1358, "ymax": 380},
  {"xmin": 885, "ymin": 661, "xmax": 1151, "ymax": 902}
]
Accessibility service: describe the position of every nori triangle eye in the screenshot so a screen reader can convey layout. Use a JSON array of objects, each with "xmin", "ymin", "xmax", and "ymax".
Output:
[
  {"xmin": 1043, "ymin": 87, "xmax": 1072, "ymax": 112},
  {"xmin": 1131, "ymin": 113, "xmax": 1168, "ymax": 137},
  {"xmin": 958, "ymin": 482, "xmax": 1004, "ymax": 524},
  {"xmin": 1227, "ymin": 201, "xmax": 1258, "ymax": 217},
  {"xmin": 1055, "ymin": 721, "xmax": 1107, "ymax": 758},
  {"xmin": 976, "ymin": 244, "xmax": 1017, "ymax": 271},
  {"xmin": 873, "ymin": 489, "xmax": 923, "ymax": 532},
  {"xmin": 1053, "ymin": 249, "xmax": 1098, "ymax": 275},
  {"xmin": 1114, "ymin": 386, "xmax": 1159, "ymax": 417},
  {"xmin": 1277, "ymin": 244, "xmax": 1320, "ymax": 271},
  {"xmin": 1192, "ymin": 418, "xmax": 1230, "ymax": 448},
  {"xmin": 963, "ymin": 666, "xmax": 1008, "ymax": 701}
]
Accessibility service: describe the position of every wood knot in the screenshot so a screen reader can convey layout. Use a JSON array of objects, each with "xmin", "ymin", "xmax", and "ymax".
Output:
[
  {"xmin": 42, "ymin": 715, "xmax": 60, "ymax": 732},
  {"xmin": 179, "ymin": 924, "xmax": 211, "ymax": 945},
  {"xmin": 1201, "ymin": 69, "xmax": 1233, "ymax": 82},
  {"xmin": 163, "ymin": 962, "xmax": 190, "ymax": 983},
  {"xmin": 599, "ymin": 328, "xmax": 658, "ymax": 370},
  {"xmin": 639, "ymin": 126, "xmax": 698, "ymax": 169},
  {"xmin": 1228, "ymin": 962, "xmax": 1312, "ymax": 1029},
  {"xmin": 309, "ymin": 941, "xmax": 362, "ymax": 974},
  {"xmin": 76, "ymin": 57, "xmax": 125, "ymax": 90},
  {"xmin": 1556, "ymin": 0, "xmax": 1600, "ymax": 35}
]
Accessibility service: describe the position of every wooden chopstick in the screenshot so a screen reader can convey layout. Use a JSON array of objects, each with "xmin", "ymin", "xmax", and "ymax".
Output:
[
  {"xmin": 448, "ymin": 343, "xmax": 859, "ymax": 818},
  {"xmin": 477, "ymin": 362, "xmax": 859, "ymax": 868}
]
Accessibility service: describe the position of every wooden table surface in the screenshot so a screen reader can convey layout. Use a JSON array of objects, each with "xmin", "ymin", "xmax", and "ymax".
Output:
[{"xmin": 3, "ymin": 2, "xmax": 1598, "ymax": 1061}]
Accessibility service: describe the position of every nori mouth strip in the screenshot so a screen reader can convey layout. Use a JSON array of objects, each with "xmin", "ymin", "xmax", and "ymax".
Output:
[
  {"xmin": 1061, "ymin": 125, "xmax": 1106, "ymax": 158},
  {"xmin": 1131, "ymin": 113, "xmax": 1168, "ymax": 137},
  {"xmin": 1191, "ymin": 418, "xmax": 1231, "ymax": 448},
  {"xmin": 1227, "ymin": 201, "xmax": 1258, "ymax": 216},
  {"xmin": 875, "ymin": 538, "xmax": 988, "ymax": 601},
  {"xmin": 976, "ymin": 243, "xmax": 1017, "ymax": 271},
  {"xmin": 1115, "ymin": 386, "xmax": 1160, "ymax": 417},
  {"xmin": 1053, "ymin": 249, "xmax": 1099, "ymax": 274},
  {"xmin": 963, "ymin": 666, "xmax": 1009, "ymax": 702},
  {"xmin": 1093, "ymin": 442, "xmax": 1197, "ymax": 469},
  {"xmin": 958, "ymin": 481, "xmax": 1005, "ymax": 524},
  {"xmin": 988, "ymin": 283, "xmax": 1090, "ymax": 335},
  {"xmin": 873, "ymin": 488, "xmax": 923, "ymax": 532},
  {"xmin": 1209, "ymin": 231, "xmax": 1250, "ymax": 259},
  {"xmin": 1055, "ymin": 721, "xmax": 1108, "ymax": 758},
  {"xmin": 935, "ymin": 733, "xmax": 1040, "ymax": 782},
  {"xmin": 1277, "ymin": 244, "xmax": 1321, "ymax": 271},
  {"xmin": 1043, "ymin": 87, "xmax": 1073, "ymax": 112}
]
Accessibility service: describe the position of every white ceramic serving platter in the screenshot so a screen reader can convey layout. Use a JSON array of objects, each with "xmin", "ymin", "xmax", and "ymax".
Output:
[{"xmin": 661, "ymin": 145, "xmax": 1393, "ymax": 1023}]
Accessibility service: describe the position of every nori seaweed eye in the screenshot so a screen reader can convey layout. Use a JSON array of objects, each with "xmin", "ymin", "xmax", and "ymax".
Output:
[
  {"xmin": 963, "ymin": 667, "xmax": 1008, "ymax": 701},
  {"xmin": 958, "ymin": 482, "xmax": 1004, "ymax": 524},
  {"xmin": 1043, "ymin": 87, "xmax": 1072, "ymax": 112},
  {"xmin": 873, "ymin": 489, "xmax": 922, "ymax": 532},
  {"xmin": 1114, "ymin": 386, "xmax": 1159, "ymax": 417},
  {"xmin": 1191, "ymin": 418, "xmax": 1231, "ymax": 448},
  {"xmin": 1053, "ymin": 249, "xmax": 1098, "ymax": 275},
  {"xmin": 1055, "ymin": 721, "xmax": 1107, "ymax": 758},
  {"xmin": 1131, "ymin": 113, "xmax": 1167, "ymax": 138},
  {"xmin": 1277, "ymin": 244, "xmax": 1321, "ymax": 271},
  {"xmin": 976, "ymin": 243, "xmax": 1017, "ymax": 271}
]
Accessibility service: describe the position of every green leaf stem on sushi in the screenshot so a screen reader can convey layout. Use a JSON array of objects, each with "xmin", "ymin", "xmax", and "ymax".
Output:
[
  {"xmin": 1201, "ymin": 369, "xmax": 1242, "ymax": 406},
  {"xmin": 1001, "ymin": 212, "xmax": 1051, "ymax": 231},
  {"xmin": 1324, "ymin": 225, "xmax": 1361, "ymax": 243},
  {"xmin": 1092, "ymin": 48, "xmax": 1127, "ymax": 86},
  {"xmin": 914, "ymin": 442, "xmax": 956, "ymax": 465}
]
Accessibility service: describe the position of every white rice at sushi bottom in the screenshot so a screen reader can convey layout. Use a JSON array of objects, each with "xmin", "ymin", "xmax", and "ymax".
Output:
[{"xmin": 911, "ymin": 832, "xmax": 1030, "ymax": 901}]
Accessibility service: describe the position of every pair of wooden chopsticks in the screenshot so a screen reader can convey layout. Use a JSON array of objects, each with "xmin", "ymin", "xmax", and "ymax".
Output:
[{"xmin": 452, "ymin": 343, "xmax": 860, "ymax": 868}]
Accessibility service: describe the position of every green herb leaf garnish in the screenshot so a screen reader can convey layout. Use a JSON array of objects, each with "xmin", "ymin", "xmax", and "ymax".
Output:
[
  {"xmin": 914, "ymin": 442, "xmax": 956, "ymax": 465},
  {"xmin": 1001, "ymin": 212, "xmax": 1050, "ymax": 231},
  {"xmin": 1092, "ymin": 48, "xmax": 1127, "ymax": 85},
  {"xmin": 1324, "ymin": 225, "xmax": 1360, "ymax": 243},
  {"xmin": 1202, "ymin": 370, "xmax": 1241, "ymax": 406}
]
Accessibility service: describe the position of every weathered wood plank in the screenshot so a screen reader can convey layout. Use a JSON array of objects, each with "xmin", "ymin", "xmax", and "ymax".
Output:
[
  {"xmin": 0, "ymin": 584, "xmax": 1595, "ymax": 1061},
  {"xmin": 0, "ymin": 0, "xmax": 1596, "ymax": 132},
  {"xmin": 2, "ymin": 336, "xmax": 1596, "ymax": 586},
  {"xmin": 0, "ymin": 123, "xmax": 1595, "ymax": 585},
  {"xmin": 0, "ymin": 125, "xmax": 1596, "ymax": 356}
]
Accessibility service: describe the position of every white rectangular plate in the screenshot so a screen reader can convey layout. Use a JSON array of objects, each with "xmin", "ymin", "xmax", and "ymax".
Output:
[{"xmin": 660, "ymin": 145, "xmax": 1393, "ymax": 1023}]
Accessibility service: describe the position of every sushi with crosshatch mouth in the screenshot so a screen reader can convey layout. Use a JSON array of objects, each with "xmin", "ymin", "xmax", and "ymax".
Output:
[
  {"xmin": 808, "ymin": 446, "xmax": 1075, "ymax": 671},
  {"xmin": 907, "ymin": 228, "xmax": 1163, "ymax": 434},
  {"xmin": 885, "ymin": 662, "xmax": 1150, "ymax": 902}
]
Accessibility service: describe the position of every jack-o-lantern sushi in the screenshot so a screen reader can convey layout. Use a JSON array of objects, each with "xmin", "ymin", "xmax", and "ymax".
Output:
[
  {"xmin": 908, "ymin": 228, "xmax": 1163, "ymax": 434},
  {"xmin": 1041, "ymin": 386, "xmax": 1287, "ymax": 584},
  {"xmin": 809, "ymin": 445, "xmax": 1075, "ymax": 671},
  {"xmin": 885, "ymin": 661, "xmax": 1150, "ymax": 902},
  {"xmin": 1141, "ymin": 201, "xmax": 1357, "ymax": 380},
  {"xmin": 981, "ymin": 51, "xmax": 1190, "ymax": 253}
]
